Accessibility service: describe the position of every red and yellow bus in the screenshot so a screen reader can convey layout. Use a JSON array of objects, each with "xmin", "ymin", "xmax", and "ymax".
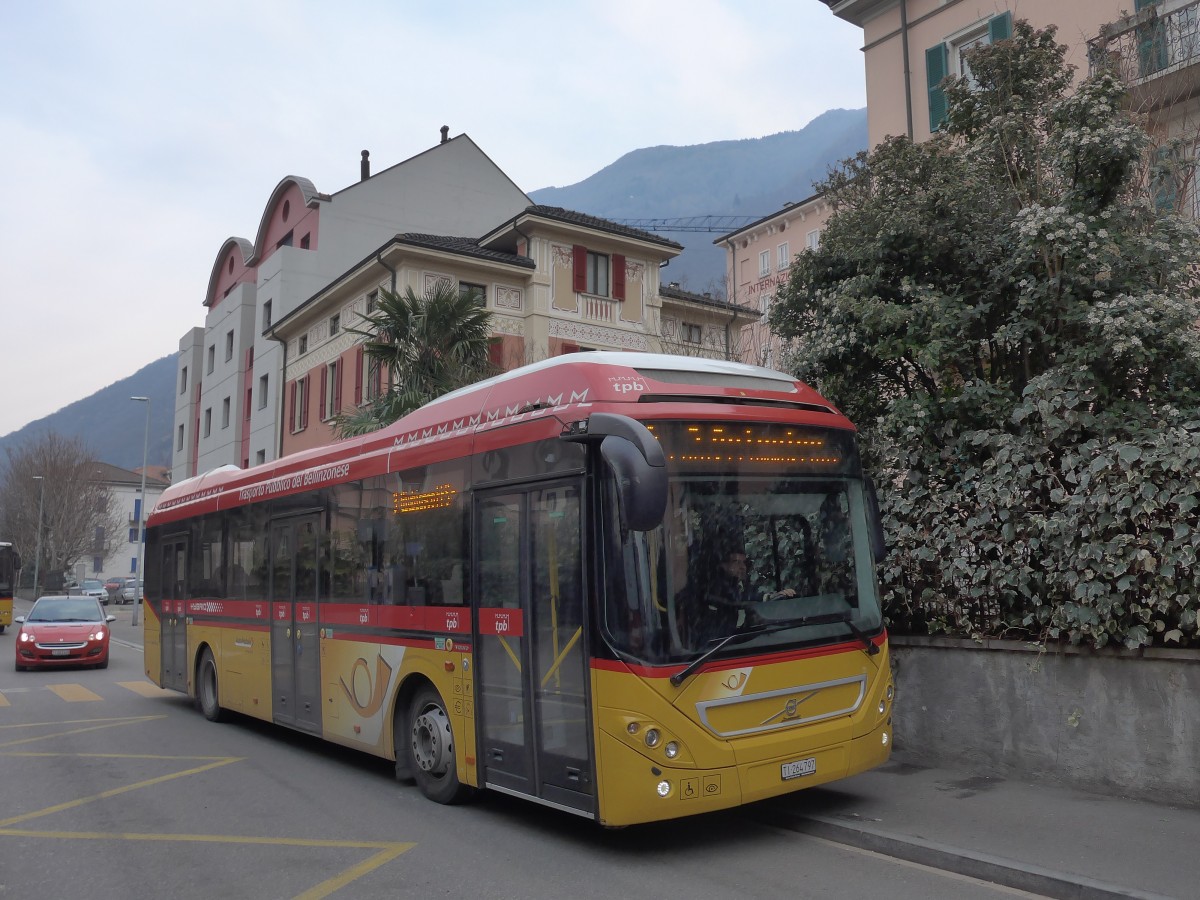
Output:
[
  {"xmin": 144, "ymin": 352, "xmax": 892, "ymax": 826},
  {"xmin": 0, "ymin": 542, "xmax": 18, "ymax": 633}
]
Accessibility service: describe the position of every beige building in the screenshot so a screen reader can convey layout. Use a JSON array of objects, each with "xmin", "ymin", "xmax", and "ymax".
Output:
[
  {"xmin": 268, "ymin": 206, "xmax": 759, "ymax": 456},
  {"xmin": 719, "ymin": 1, "xmax": 1199, "ymax": 357},
  {"xmin": 820, "ymin": 1, "xmax": 1123, "ymax": 146}
]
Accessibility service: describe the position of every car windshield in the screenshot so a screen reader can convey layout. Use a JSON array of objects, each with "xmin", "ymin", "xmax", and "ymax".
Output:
[
  {"xmin": 28, "ymin": 598, "xmax": 103, "ymax": 622},
  {"xmin": 81, "ymin": 580, "xmax": 104, "ymax": 590}
]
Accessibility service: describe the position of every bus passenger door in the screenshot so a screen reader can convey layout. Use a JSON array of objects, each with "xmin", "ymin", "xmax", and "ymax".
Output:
[
  {"xmin": 475, "ymin": 482, "xmax": 594, "ymax": 815},
  {"xmin": 269, "ymin": 515, "xmax": 322, "ymax": 733},
  {"xmin": 160, "ymin": 534, "xmax": 189, "ymax": 693}
]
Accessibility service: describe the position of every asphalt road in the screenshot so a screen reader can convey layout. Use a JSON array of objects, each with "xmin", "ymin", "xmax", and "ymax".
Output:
[
  {"xmin": 0, "ymin": 608, "xmax": 1047, "ymax": 900},
  {"xmin": 9, "ymin": 594, "xmax": 1194, "ymax": 900}
]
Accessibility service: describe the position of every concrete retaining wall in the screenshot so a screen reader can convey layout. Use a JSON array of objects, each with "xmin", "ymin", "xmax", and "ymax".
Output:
[{"xmin": 889, "ymin": 636, "xmax": 1200, "ymax": 806}]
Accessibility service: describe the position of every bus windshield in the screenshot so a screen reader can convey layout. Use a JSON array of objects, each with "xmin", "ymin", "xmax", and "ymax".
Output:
[{"xmin": 602, "ymin": 422, "xmax": 883, "ymax": 666}]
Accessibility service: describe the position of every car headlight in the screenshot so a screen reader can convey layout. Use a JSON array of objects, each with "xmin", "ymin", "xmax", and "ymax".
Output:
[{"xmin": 90, "ymin": 628, "xmax": 106, "ymax": 640}]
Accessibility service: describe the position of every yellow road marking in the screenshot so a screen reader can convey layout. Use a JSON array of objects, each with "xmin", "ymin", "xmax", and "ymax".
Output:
[
  {"xmin": 0, "ymin": 693, "xmax": 8, "ymax": 707},
  {"xmin": 0, "ymin": 757, "xmax": 242, "ymax": 827},
  {"xmin": 296, "ymin": 842, "xmax": 415, "ymax": 900},
  {"xmin": 118, "ymin": 680, "xmax": 175, "ymax": 697},
  {"xmin": 0, "ymin": 716, "xmax": 165, "ymax": 749},
  {"xmin": 0, "ymin": 713, "xmax": 415, "ymax": 899},
  {"xmin": 0, "ymin": 828, "xmax": 414, "ymax": 900},
  {"xmin": 47, "ymin": 683, "xmax": 103, "ymax": 702}
]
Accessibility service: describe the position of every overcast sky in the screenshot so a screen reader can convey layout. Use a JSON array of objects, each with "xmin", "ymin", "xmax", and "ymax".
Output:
[{"xmin": 0, "ymin": 0, "xmax": 865, "ymax": 438}]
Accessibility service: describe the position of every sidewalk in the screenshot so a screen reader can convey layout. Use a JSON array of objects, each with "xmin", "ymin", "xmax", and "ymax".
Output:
[{"xmin": 756, "ymin": 754, "xmax": 1197, "ymax": 899}]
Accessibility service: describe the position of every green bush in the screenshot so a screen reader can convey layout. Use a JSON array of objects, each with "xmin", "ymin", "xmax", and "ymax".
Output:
[{"xmin": 771, "ymin": 21, "xmax": 1200, "ymax": 648}]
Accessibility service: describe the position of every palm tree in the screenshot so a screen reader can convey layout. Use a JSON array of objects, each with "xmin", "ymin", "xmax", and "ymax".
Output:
[{"xmin": 333, "ymin": 282, "xmax": 495, "ymax": 437}]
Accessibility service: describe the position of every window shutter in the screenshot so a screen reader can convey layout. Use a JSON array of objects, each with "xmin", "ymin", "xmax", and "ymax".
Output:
[
  {"xmin": 334, "ymin": 360, "xmax": 342, "ymax": 412},
  {"xmin": 301, "ymin": 376, "xmax": 310, "ymax": 429},
  {"xmin": 988, "ymin": 11, "xmax": 1012, "ymax": 42},
  {"xmin": 319, "ymin": 367, "xmax": 328, "ymax": 419},
  {"xmin": 926, "ymin": 43, "xmax": 950, "ymax": 132},
  {"xmin": 289, "ymin": 381, "xmax": 297, "ymax": 432},
  {"xmin": 1153, "ymin": 146, "xmax": 1179, "ymax": 212},
  {"xmin": 354, "ymin": 346, "xmax": 364, "ymax": 404},
  {"xmin": 561, "ymin": 342, "xmax": 580, "ymax": 355},
  {"xmin": 488, "ymin": 338, "xmax": 503, "ymax": 370},
  {"xmin": 572, "ymin": 245, "xmax": 587, "ymax": 293},
  {"xmin": 613, "ymin": 253, "xmax": 626, "ymax": 301},
  {"xmin": 1136, "ymin": 4, "xmax": 1168, "ymax": 75}
]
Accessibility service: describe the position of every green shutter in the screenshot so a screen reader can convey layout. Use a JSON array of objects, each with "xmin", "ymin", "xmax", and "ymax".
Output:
[
  {"xmin": 1152, "ymin": 146, "xmax": 1179, "ymax": 213},
  {"xmin": 926, "ymin": 43, "xmax": 949, "ymax": 132},
  {"xmin": 988, "ymin": 11, "xmax": 1012, "ymax": 43},
  {"xmin": 1134, "ymin": 0, "xmax": 1163, "ymax": 10}
]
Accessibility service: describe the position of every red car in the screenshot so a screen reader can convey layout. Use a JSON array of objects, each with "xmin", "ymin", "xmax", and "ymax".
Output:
[{"xmin": 14, "ymin": 595, "xmax": 115, "ymax": 670}]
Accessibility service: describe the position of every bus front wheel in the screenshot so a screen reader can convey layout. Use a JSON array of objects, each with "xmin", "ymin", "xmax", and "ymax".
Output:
[
  {"xmin": 197, "ymin": 649, "xmax": 226, "ymax": 722},
  {"xmin": 407, "ymin": 685, "xmax": 473, "ymax": 805}
]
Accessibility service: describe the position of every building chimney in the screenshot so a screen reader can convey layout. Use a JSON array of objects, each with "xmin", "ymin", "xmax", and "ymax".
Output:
[
  {"xmin": 440, "ymin": 125, "xmax": 449, "ymax": 144},
  {"xmin": 361, "ymin": 150, "xmax": 370, "ymax": 181}
]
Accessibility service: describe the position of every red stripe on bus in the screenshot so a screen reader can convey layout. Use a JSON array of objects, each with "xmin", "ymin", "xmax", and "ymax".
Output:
[{"xmin": 590, "ymin": 633, "xmax": 886, "ymax": 678}]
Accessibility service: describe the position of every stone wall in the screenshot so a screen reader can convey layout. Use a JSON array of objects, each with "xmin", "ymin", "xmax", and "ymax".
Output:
[{"xmin": 888, "ymin": 636, "xmax": 1200, "ymax": 806}]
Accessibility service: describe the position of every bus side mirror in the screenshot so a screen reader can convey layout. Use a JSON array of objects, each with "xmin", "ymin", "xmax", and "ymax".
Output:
[
  {"xmin": 563, "ymin": 413, "xmax": 667, "ymax": 533},
  {"xmin": 865, "ymin": 477, "xmax": 888, "ymax": 562}
]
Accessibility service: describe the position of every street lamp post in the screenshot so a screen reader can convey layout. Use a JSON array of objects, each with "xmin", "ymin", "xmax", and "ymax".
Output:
[
  {"xmin": 131, "ymin": 396, "xmax": 150, "ymax": 627},
  {"xmin": 32, "ymin": 475, "xmax": 45, "ymax": 599}
]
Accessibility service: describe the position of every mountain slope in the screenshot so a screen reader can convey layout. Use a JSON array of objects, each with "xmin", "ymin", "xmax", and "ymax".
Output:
[
  {"xmin": 0, "ymin": 355, "xmax": 176, "ymax": 471},
  {"xmin": 2, "ymin": 110, "xmax": 868, "ymax": 465},
  {"xmin": 530, "ymin": 108, "xmax": 867, "ymax": 292}
]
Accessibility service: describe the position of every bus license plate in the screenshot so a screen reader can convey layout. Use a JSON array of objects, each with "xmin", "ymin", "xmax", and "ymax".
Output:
[
  {"xmin": 52, "ymin": 649, "xmax": 71, "ymax": 657},
  {"xmin": 781, "ymin": 757, "xmax": 816, "ymax": 780}
]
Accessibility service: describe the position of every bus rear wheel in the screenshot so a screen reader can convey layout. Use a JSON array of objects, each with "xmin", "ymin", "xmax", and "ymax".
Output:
[
  {"xmin": 197, "ymin": 649, "xmax": 226, "ymax": 722},
  {"xmin": 407, "ymin": 685, "xmax": 473, "ymax": 805}
]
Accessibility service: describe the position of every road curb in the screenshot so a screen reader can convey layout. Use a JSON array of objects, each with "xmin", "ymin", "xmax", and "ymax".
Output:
[{"xmin": 758, "ymin": 810, "xmax": 1174, "ymax": 900}]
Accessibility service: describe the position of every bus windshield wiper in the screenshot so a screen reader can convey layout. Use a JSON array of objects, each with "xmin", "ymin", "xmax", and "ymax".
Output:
[
  {"xmin": 842, "ymin": 618, "xmax": 881, "ymax": 656},
  {"xmin": 670, "ymin": 611, "xmax": 855, "ymax": 687}
]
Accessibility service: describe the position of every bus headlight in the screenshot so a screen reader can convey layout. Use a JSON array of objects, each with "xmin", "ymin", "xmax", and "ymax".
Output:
[
  {"xmin": 887, "ymin": 684, "xmax": 894, "ymax": 701},
  {"xmin": 644, "ymin": 728, "xmax": 661, "ymax": 749},
  {"xmin": 882, "ymin": 731, "xmax": 889, "ymax": 746},
  {"xmin": 879, "ymin": 699, "xmax": 886, "ymax": 714},
  {"xmin": 656, "ymin": 780, "xmax": 672, "ymax": 797},
  {"xmin": 664, "ymin": 741, "xmax": 679, "ymax": 759}
]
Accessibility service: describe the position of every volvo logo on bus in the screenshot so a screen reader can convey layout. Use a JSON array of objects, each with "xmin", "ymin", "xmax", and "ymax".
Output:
[{"xmin": 761, "ymin": 690, "xmax": 820, "ymax": 726}]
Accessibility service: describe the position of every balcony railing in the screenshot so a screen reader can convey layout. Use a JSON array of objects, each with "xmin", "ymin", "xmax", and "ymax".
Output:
[
  {"xmin": 1090, "ymin": 1, "xmax": 1200, "ymax": 107},
  {"xmin": 582, "ymin": 295, "xmax": 618, "ymax": 323}
]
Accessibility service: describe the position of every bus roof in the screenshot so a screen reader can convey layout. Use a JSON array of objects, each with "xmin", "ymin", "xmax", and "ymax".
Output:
[{"xmin": 152, "ymin": 352, "xmax": 848, "ymax": 520}]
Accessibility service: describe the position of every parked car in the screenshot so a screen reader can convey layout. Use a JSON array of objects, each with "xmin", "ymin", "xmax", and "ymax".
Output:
[
  {"xmin": 75, "ymin": 579, "xmax": 110, "ymax": 605},
  {"xmin": 103, "ymin": 576, "xmax": 125, "ymax": 599},
  {"xmin": 14, "ymin": 595, "xmax": 115, "ymax": 670},
  {"xmin": 119, "ymin": 578, "xmax": 143, "ymax": 604}
]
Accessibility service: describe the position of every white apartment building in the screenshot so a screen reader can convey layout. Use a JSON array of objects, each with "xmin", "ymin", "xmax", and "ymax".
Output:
[{"xmin": 173, "ymin": 131, "xmax": 531, "ymax": 481}]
